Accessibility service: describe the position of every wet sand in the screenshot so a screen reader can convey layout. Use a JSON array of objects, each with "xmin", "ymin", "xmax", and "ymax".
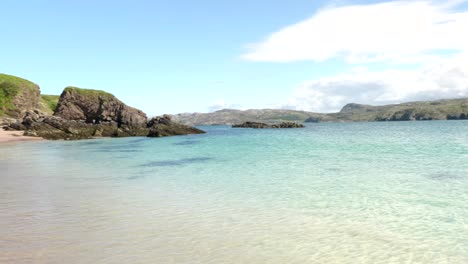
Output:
[{"xmin": 0, "ymin": 127, "xmax": 43, "ymax": 143}]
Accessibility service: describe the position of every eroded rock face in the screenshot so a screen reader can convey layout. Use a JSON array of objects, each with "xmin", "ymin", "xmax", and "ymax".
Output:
[
  {"xmin": 232, "ymin": 121, "xmax": 304, "ymax": 129},
  {"xmin": 5, "ymin": 110, "xmax": 148, "ymax": 140},
  {"xmin": 147, "ymin": 115, "xmax": 206, "ymax": 137},
  {"xmin": 54, "ymin": 87, "xmax": 147, "ymax": 127}
]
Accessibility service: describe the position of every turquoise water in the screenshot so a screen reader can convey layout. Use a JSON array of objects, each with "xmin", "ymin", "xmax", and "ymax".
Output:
[{"xmin": 1, "ymin": 121, "xmax": 467, "ymax": 263}]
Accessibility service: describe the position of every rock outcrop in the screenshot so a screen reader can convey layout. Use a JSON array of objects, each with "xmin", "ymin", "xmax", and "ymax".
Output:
[
  {"xmin": 55, "ymin": 87, "xmax": 147, "ymax": 127},
  {"xmin": 4, "ymin": 84, "xmax": 205, "ymax": 140},
  {"xmin": 6, "ymin": 110, "xmax": 149, "ymax": 140},
  {"xmin": 147, "ymin": 115, "xmax": 205, "ymax": 137},
  {"xmin": 7, "ymin": 111, "xmax": 204, "ymax": 140},
  {"xmin": 232, "ymin": 121, "xmax": 304, "ymax": 129}
]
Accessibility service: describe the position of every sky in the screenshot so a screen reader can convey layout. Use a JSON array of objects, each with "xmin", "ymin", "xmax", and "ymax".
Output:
[{"xmin": 1, "ymin": 0, "xmax": 468, "ymax": 115}]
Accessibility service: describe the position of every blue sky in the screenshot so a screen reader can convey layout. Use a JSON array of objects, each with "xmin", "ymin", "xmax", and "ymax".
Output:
[{"xmin": 1, "ymin": 0, "xmax": 467, "ymax": 115}]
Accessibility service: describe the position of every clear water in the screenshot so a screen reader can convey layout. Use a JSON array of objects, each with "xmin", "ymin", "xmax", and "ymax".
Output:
[{"xmin": 1, "ymin": 121, "xmax": 467, "ymax": 263}]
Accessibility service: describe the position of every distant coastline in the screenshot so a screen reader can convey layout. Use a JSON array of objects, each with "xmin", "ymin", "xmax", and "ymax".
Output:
[{"xmin": 171, "ymin": 98, "xmax": 468, "ymax": 126}]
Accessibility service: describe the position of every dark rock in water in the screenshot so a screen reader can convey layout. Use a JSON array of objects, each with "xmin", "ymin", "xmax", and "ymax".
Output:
[
  {"xmin": 232, "ymin": 121, "xmax": 271, "ymax": 129},
  {"xmin": 147, "ymin": 115, "xmax": 205, "ymax": 137},
  {"xmin": 173, "ymin": 140, "xmax": 199, "ymax": 146},
  {"xmin": 140, "ymin": 157, "xmax": 213, "ymax": 167},
  {"xmin": 425, "ymin": 173, "xmax": 462, "ymax": 181},
  {"xmin": 232, "ymin": 121, "xmax": 304, "ymax": 129},
  {"xmin": 271, "ymin": 122, "xmax": 305, "ymax": 128},
  {"xmin": 447, "ymin": 113, "xmax": 468, "ymax": 120},
  {"xmin": 55, "ymin": 87, "xmax": 147, "ymax": 127}
]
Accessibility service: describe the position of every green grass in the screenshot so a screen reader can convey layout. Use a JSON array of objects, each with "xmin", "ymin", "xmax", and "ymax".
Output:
[
  {"xmin": 0, "ymin": 81, "xmax": 19, "ymax": 115},
  {"xmin": 40, "ymin": 94, "xmax": 60, "ymax": 114},
  {"xmin": 0, "ymin": 74, "xmax": 39, "ymax": 116},
  {"xmin": 64, "ymin": 86, "xmax": 114, "ymax": 99}
]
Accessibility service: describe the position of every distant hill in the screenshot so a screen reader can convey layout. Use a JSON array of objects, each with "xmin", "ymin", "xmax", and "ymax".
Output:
[
  {"xmin": 171, "ymin": 98, "xmax": 468, "ymax": 125},
  {"xmin": 331, "ymin": 98, "xmax": 468, "ymax": 121},
  {"xmin": 171, "ymin": 109, "xmax": 336, "ymax": 126}
]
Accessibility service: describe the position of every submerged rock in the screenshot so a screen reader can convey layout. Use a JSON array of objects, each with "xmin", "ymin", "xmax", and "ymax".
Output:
[{"xmin": 232, "ymin": 121, "xmax": 304, "ymax": 129}]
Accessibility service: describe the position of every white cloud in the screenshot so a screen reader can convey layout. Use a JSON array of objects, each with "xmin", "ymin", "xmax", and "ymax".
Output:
[
  {"xmin": 242, "ymin": 0, "xmax": 468, "ymax": 64},
  {"xmin": 240, "ymin": 0, "xmax": 468, "ymax": 112},
  {"xmin": 283, "ymin": 52, "xmax": 468, "ymax": 112}
]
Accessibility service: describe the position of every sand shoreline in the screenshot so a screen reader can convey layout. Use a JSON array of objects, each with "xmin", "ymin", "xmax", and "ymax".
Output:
[{"xmin": 0, "ymin": 127, "xmax": 44, "ymax": 143}]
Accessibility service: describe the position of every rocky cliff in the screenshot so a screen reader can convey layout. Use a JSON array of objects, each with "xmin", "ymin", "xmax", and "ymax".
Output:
[
  {"xmin": 5, "ymin": 88, "xmax": 205, "ymax": 140},
  {"xmin": 55, "ymin": 87, "xmax": 147, "ymax": 127},
  {"xmin": 2, "ymin": 74, "xmax": 205, "ymax": 140}
]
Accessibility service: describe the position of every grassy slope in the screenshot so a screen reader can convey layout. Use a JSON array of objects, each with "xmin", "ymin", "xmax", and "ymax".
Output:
[
  {"xmin": 0, "ymin": 74, "xmax": 39, "ymax": 116},
  {"xmin": 40, "ymin": 94, "xmax": 60, "ymax": 114},
  {"xmin": 333, "ymin": 99, "xmax": 468, "ymax": 121}
]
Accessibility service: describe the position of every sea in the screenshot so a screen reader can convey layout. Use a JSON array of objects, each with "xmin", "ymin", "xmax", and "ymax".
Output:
[{"xmin": 1, "ymin": 121, "xmax": 467, "ymax": 263}]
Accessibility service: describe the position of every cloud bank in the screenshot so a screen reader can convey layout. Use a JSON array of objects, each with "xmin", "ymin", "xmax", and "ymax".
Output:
[
  {"xmin": 283, "ymin": 52, "xmax": 468, "ymax": 112},
  {"xmin": 242, "ymin": 0, "xmax": 468, "ymax": 112},
  {"xmin": 242, "ymin": 0, "xmax": 468, "ymax": 64}
]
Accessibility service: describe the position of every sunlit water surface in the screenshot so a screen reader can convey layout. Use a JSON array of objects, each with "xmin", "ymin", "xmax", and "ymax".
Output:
[{"xmin": 1, "ymin": 121, "xmax": 467, "ymax": 263}]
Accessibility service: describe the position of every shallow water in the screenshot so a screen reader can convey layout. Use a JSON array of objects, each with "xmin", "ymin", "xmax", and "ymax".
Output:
[{"xmin": 1, "ymin": 121, "xmax": 467, "ymax": 263}]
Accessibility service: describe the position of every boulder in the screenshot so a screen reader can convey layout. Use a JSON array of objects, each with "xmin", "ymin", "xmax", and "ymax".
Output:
[
  {"xmin": 232, "ymin": 121, "xmax": 271, "ymax": 129},
  {"xmin": 147, "ymin": 115, "xmax": 205, "ymax": 137},
  {"xmin": 54, "ymin": 87, "xmax": 147, "ymax": 127}
]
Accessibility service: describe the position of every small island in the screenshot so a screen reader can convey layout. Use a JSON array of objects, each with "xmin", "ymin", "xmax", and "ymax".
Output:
[{"xmin": 232, "ymin": 121, "xmax": 304, "ymax": 129}]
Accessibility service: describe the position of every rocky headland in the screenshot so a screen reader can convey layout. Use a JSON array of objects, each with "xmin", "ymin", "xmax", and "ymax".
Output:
[
  {"xmin": 0, "ymin": 74, "xmax": 205, "ymax": 140},
  {"xmin": 232, "ymin": 121, "xmax": 304, "ymax": 129}
]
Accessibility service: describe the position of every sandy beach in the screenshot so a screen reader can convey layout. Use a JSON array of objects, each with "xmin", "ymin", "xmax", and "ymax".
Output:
[{"xmin": 0, "ymin": 127, "xmax": 43, "ymax": 143}]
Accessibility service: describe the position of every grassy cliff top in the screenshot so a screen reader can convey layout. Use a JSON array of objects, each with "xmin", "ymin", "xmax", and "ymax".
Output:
[
  {"xmin": 63, "ymin": 86, "xmax": 115, "ymax": 99},
  {"xmin": 0, "ymin": 74, "xmax": 40, "ymax": 116},
  {"xmin": 0, "ymin": 74, "xmax": 39, "ymax": 92}
]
